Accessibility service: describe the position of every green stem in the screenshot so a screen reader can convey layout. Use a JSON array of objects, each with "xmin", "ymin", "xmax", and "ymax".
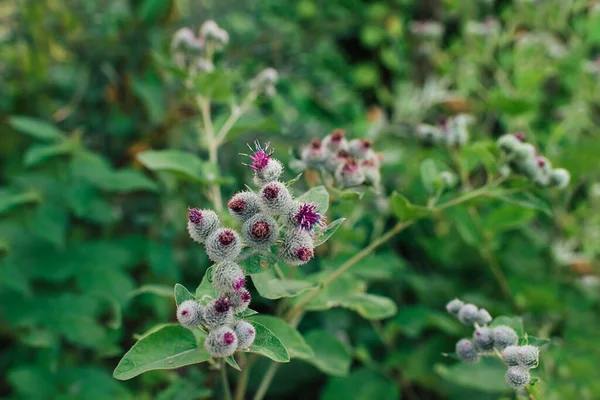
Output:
[
  {"xmin": 197, "ymin": 95, "xmax": 223, "ymax": 211},
  {"xmin": 220, "ymin": 360, "xmax": 233, "ymax": 400},
  {"xmin": 234, "ymin": 354, "xmax": 257, "ymax": 400},
  {"xmin": 253, "ymin": 361, "xmax": 280, "ymax": 400}
]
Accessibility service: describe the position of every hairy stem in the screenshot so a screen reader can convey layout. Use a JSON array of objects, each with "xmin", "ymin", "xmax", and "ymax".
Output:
[
  {"xmin": 197, "ymin": 95, "xmax": 223, "ymax": 211},
  {"xmin": 220, "ymin": 361, "xmax": 233, "ymax": 400},
  {"xmin": 234, "ymin": 354, "xmax": 258, "ymax": 400},
  {"xmin": 253, "ymin": 361, "xmax": 280, "ymax": 400}
]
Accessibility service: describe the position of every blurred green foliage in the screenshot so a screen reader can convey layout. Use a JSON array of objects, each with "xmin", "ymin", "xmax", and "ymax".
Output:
[{"xmin": 1, "ymin": 0, "xmax": 599, "ymax": 399}]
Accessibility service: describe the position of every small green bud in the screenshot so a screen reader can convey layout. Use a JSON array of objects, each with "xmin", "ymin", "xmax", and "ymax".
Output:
[
  {"xmin": 476, "ymin": 308, "xmax": 492, "ymax": 325},
  {"xmin": 493, "ymin": 325, "xmax": 519, "ymax": 350},
  {"xmin": 505, "ymin": 366, "xmax": 530, "ymax": 390},
  {"xmin": 455, "ymin": 339, "xmax": 480, "ymax": 363},
  {"xmin": 517, "ymin": 345, "xmax": 539, "ymax": 368},
  {"xmin": 205, "ymin": 326, "xmax": 238, "ymax": 358},
  {"xmin": 176, "ymin": 300, "xmax": 204, "ymax": 329},
  {"xmin": 445, "ymin": 298, "xmax": 464, "ymax": 316},
  {"xmin": 458, "ymin": 303, "xmax": 479, "ymax": 325},
  {"xmin": 234, "ymin": 320, "xmax": 256, "ymax": 349},
  {"xmin": 502, "ymin": 345, "xmax": 520, "ymax": 366},
  {"xmin": 472, "ymin": 327, "xmax": 495, "ymax": 352}
]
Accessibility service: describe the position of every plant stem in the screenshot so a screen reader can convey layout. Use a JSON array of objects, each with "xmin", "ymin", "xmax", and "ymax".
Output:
[
  {"xmin": 234, "ymin": 354, "xmax": 258, "ymax": 400},
  {"xmin": 215, "ymin": 91, "xmax": 258, "ymax": 143},
  {"xmin": 253, "ymin": 361, "xmax": 280, "ymax": 400},
  {"xmin": 197, "ymin": 95, "xmax": 224, "ymax": 211},
  {"xmin": 220, "ymin": 360, "xmax": 233, "ymax": 400}
]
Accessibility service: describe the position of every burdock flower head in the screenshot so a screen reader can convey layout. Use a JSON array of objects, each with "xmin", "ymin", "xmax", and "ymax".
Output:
[
  {"xmin": 243, "ymin": 140, "xmax": 284, "ymax": 186},
  {"xmin": 287, "ymin": 202, "xmax": 326, "ymax": 233}
]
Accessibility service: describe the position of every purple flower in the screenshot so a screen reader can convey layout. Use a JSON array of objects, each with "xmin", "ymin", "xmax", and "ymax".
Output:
[
  {"xmin": 293, "ymin": 203, "xmax": 325, "ymax": 232},
  {"xmin": 241, "ymin": 291, "xmax": 252, "ymax": 303},
  {"xmin": 242, "ymin": 140, "xmax": 274, "ymax": 171},
  {"xmin": 214, "ymin": 297, "xmax": 232, "ymax": 313},
  {"xmin": 223, "ymin": 331, "xmax": 236, "ymax": 345},
  {"xmin": 232, "ymin": 277, "xmax": 246, "ymax": 291},
  {"xmin": 188, "ymin": 208, "xmax": 203, "ymax": 224}
]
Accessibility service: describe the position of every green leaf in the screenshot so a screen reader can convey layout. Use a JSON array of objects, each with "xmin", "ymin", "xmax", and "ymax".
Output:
[
  {"xmin": 435, "ymin": 357, "xmax": 508, "ymax": 392},
  {"xmin": 304, "ymin": 330, "xmax": 351, "ymax": 376},
  {"xmin": 388, "ymin": 192, "xmax": 430, "ymax": 221},
  {"xmin": 297, "ymin": 186, "xmax": 330, "ymax": 213},
  {"xmin": 225, "ymin": 355, "xmax": 241, "ymax": 371},
  {"xmin": 251, "ymin": 269, "xmax": 318, "ymax": 299},
  {"xmin": 323, "ymin": 368, "xmax": 400, "ymax": 400},
  {"xmin": 101, "ymin": 169, "xmax": 158, "ymax": 192},
  {"xmin": 420, "ymin": 158, "xmax": 442, "ymax": 193},
  {"xmin": 340, "ymin": 293, "xmax": 397, "ymax": 320},
  {"xmin": 24, "ymin": 141, "xmax": 74, "ymax": 167},
  {"xmin": 446, "ymin": 207, "xmax": 485, "ymax": 247},
  {"xmin": 298, "ymin": 274, "xmax": 366, "ymax": 312},
  {"xmin": 490, "ymin": 315, "xmax": 524, "ymax": 337},
  {"xmin": 137, "ymin": 150, "xmax": 207, "ymax": 183},
  {"xmin": 286, "ymin": 173, "xmax": 303, "ymax": 186},
  {"xmin": 491, "ymin": 191, "xmax": 552, "ymax": 216},
  {"xmin": 487, "ymin": 92, "xmax": 534, "ymax": 116},
  {"xmin": 240, "ymin": 251, "xmax": 277, "ymax": 275},
  {"xmin": 113, "ymin": 324, "xmax": 211, "ymax": 380},
  {"xmin": 174, "ymin": 284, "xmax": 196, "ymax": 306},
  {"xmin": 483, "ymin": 204, "xmax": 536, "ymax": 233},
  {"xmin": 194, "ymin": 70, "xmax": 236, "ymax": 102},
  {"xmin": 9, "ymin": 116, "xmax": 66, "ymax": 141},
  {"xmin": 313, "ymin": 218, "xmax": 346, "ymax": 246},
  {"xmin": 195, "ymin": 272, "xmax": 218, "ymax": 303},
  {"xmin": 128, "ymin": 285, "xmax": 173, "ymax": 300},
  {"xmin": 247, "ymin": 321, "xmax": 290, "ymax": 362},
  {"xmin": 237, "ymin": 308, "xmax": 258, "ymax": 318},
  {"xmin": 0, "ymin": 191, "xmax": 39, "ymax": 216},
  {"xmin": 249, "ymin": 315, "xmax": 314, "ymax": 360},
  {"xmin": 524, "ymin": 335, "xmax": 551, "ymax": 347}
]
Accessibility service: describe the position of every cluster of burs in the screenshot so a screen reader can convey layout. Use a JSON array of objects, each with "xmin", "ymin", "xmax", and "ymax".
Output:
[
  {"xmin": 446, "ymin": 299, "xmax": 541, "ymax": 391},
  {"xmin": 415, "ymin": 114, "xmax": 474, "ymax": 148},
  {"xmin": 295, "ymin": 129, "xmax": 383, "ymax": 188},
  {"xmin": 497, "ymin": 132, "xmax": 570, "ymax": 189},
  {"xmin": 176, "ymin": 141, "xmax": 326, "ymax": 359}
]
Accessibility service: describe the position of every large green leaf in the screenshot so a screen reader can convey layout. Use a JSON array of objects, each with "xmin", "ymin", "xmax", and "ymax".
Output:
[
  {"xmin": 297, "ymin": 274, "xmax": 366, "ymax": 312},
  {"xmin": 0, "ymin": 191, "xmax": 39, "ymax": 216},
  {"xmin": 137, "ymin": 150, "xmax": 207, "ymax": 183},
  {"xmin": 249, "ymin": 315, "xmax": 314, "ymax": 360},
  {"xmin": 323, "ymin": 368, "xmax": 400, "ymax": 400},
  {"xmin": 113, "ymin": 324, "xmax": 210, "ymax": 380},
  {"xmin": 297, "ymin": 186, "xmax": 330, "ymax": 213},
  {"xmin": 435, "ymin": 357, "xmax": 508, "ymax": 392},
  {"xmin": 247, "ymin": 321, "xmax": 290, "ymax": 362},
  {"xmin": 9, "ymin": 116, "xmax": 66, "ymax": 141},
  {"xmin": 388, "ymin": 192, "xmax": 430, "ymax": 221},
  {"xmin": 304, "ymin": 330, "xmax": 351, "ymax": 376},
  {"xmin": 340, "ymin": 293, "xmax": 397, "ymax": 320},
  {"xmin": 24, "ymin": 141, "xmax": 74, "ymax": 167},
  {"xmin": 251, "ymin": 269, "xmax": 318, "ymax": 299},
  {"xmin": 483, "ymin": 204, "xmax": 536, "ymax": 233},
  {"xmin": 313, "ymin": 218, "xmax": 346, "ymax": 247}
]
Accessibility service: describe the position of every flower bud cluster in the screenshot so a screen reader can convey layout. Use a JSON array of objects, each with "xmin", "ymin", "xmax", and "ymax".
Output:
[
  {"xmin": 293, "ymin": 129, "xmax": 383, "ymax": 189},
  {"xmin": 415, "ymin": 114, "xmax": 473, "ymax": 148},
  {"xmin": 179, "ymin": 141, "xmax": 331, "ymax": 358},
  {"xmin": 249, "ymin": 68, "xmax": 279, "ymax": 97},
  {"xmin": 496, "ymin": 132, "xmax": 570, "ymax": 189},
  {"xmin": 171, "ymin": 21, "xmax": 229, "ymax": 71},
  {"xmin": 445, "ymin": 298, "xmax": 541, "ymax": 391}
]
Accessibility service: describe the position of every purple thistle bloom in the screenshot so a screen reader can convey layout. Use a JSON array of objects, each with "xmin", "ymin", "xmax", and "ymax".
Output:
[
  {"xmin": 223, "ymin": 331, "xmax": 236, "ymax": 345},
  {"xmin": 214, "ymin": 297, "xmax": 232, "ymax": 313},
  {"xmin": 232, "ymin": 277, "xmax": 246, "ymax": 291},
  {"xmin": 188, "ymin": 208, "xmax": 203, "ymax": 224},
  {"xmin": 241, "ymin": 140, "xmax": 274, "ymax": 171},
  {"xmin": 293, "ymin": 203, "xmax": 326, "ymax": 232},
  {"xmin": 241, "ymin": 291, "xmax": 251, "ymax": 303}
]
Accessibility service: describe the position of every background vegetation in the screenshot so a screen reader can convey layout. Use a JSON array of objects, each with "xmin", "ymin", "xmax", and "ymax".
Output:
[{"xmin": 1, "ymin": 0, "xmax": 599, "ymax": 399}]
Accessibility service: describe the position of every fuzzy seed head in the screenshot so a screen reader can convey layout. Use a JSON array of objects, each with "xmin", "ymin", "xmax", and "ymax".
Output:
[
  {"xmin": 242, "ymin": 214, "xmax": 279, "ymax": 249},
  {"xmin": 278, "ymin": 229, "xmax": 315, "ymax": 266},
  {"xmin": 203, "ymin": 296, "xmax": 234, "ymax": 329},
  {"xmin": 205, "ymin": 326, "xmax": 238, "ymax": 358},
  {"xmin": 445, "ymin": 298, "xmax": 465, "ymax": 316},
  {"xmin": 473, "ymin": 327, "xmax": 495, "ymax": 352},
  {"xmin": 187, "ymin": 209, "xmax": 220, "ymax": 243},
  {"xmin": 176, "ymin": 300, "xmax": 204, "ymax": 329},
  {"xmin": 502, "ymin": 345, "xmax": 520, "ymax": 366},
  {"xmin": 213, "ymin": 261, "xmax": 246, "ymax": 294},
  {"xmin": 230, "ymin": 289, "xmax": 251, "ymax": 314},
  {"xmin": 493, "ymin": 325, "xmax": 519, "ymax": 350},
  {"xmin": 205, "ymin": 228, "xmax": 242, "ymax": 263},
  {"xmin": 323, "ymin": 129, "xmax": 349, "ymax": 152},
  {"xmin": 234, "ymin": 320, "xmax": 256, "ymax": 349},
  {"xmin": 476, "ymin": 308, "xmax": 493, "ymax": 325},
  {"xmin": 228, "ymin": 191, "xmax": 261, "ymax": 222},
  {"xmin": 549, "ymin": 168, "xmax": 570, "ymax": 189},
  {"xmin": 458, "ymin": 303, "xmax": 479, "ymax": 325},
  {"xmin": 505, "ymin": 367, "xmax": 530, "ymax": 390},
  {"xmin": 258, "ymin": 182, "xmax": 293, "ymax": 216},
  {"xmin": 456, "ymin": 339, "xmax": 480, "ymax": 364},
  {"xmin": 517, "ymin": 345, "xmax": 539, "ymax": 368}
]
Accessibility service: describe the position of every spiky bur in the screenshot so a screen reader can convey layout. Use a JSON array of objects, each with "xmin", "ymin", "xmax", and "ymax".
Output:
[
  {"xmin": 230, "ymin": 289, "xmax": 251, "ymax": 314},
  {"xmin": 286, "ymin": 202, "xmax": 326, "ymax": 233},
  {"xmin": 234, "ymin": 320, "xmax": 256, "ymax": 349},
  {"xmin": 335, "ymin": 158, "xmax": 365, "ymax": 187},
  {"xmin": 324, "ymin": 149, "xmax": 351, "ymax": 174},
  {"xmin": 517, "ymin": 345, "xmax": 539, "ymax": 368},
  {"xmin": 213, "ymin": 261, "xmax": 245, "ymax": 294},
  {"xmin": 502, "ymin": 345, "xmax": 520, "ymax": 366},
  {"xmin": 203, "ymin": 296, "xmax": 234, "ymax": 329},
  {"xmin": 456, "ymin": 339, "xmax": 480, "ymax": 364},
  {"xmin": 445, "ymin": 298, "xmax": 465, "ymax": 316},
  {"xmin": 473, "ymin": 327, "xmax": 495, "ymax": 352},
  {"xmin": 228, "ymin": 191, "xmax": 261, "ymax": 222},
  {"xmin": 205, "ymin": 228, "xmax": 242, "ymax": 263},
  {"xmin": 492, "ymin": 325, "xmax": 519, "ymax": 350},
  {"xmin": 322, "ymin": 129, "xmax": 349, "ymax": 152},
  {"xmin": 497, "ymin": 134, "xmax": 521, "ymax": 154},
  {"xmin": 250, "ymin": 68, "xmax": 279, "ymax": 97},
  {"xmin": 348, "ymin": 139, "xmax": 374, "ymax": 160},
  {"xmin": 458, "ymin": 303, "xmax": 479, "ymax": 325},
  {"xmin": 205, "ymin": 326, "xmax": 238, "ymax": 358},
  {"xmin": 278, "ymin": 229, "xmax": 314, "ymax": 266},
  {"xmin": 476, "ymin": 309, "xmax": 493, "ymax": 325},
  {"xmin": 505, "ymin": 367, "xmax": 530, "ymax": 390},
  {"xmin": 176, "ymin": 300, "xmax": 204, "ymax": 329},
  {"xmin": 243, "ymin": 141, "xmax": 284, "ymax": 187},
  {"xmin": 301, "ymin": 139, "xmax": 327, "ymax": 168},
  {"xmin": 258, "ymin": 181, "xmax": 293, "ymax": 216},
  {"xmin": 242, "ymin": 213, "xmax": 279, "ymax": 249},
  {"xmin": 187, "ymin": 209, "xmax": 220, "ymax": 243}
]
